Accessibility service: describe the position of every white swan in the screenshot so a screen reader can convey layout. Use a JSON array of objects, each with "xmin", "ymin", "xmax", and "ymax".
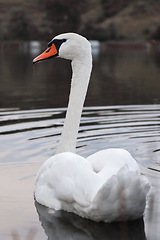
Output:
[{"xmin": 33, "ymin": 33, "xmax": 153, "ymax": 222}]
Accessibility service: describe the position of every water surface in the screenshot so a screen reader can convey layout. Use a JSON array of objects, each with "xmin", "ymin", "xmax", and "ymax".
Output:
[{"xmin": 0, "ymin": 44, "xmax": 160, "ymax": 239}]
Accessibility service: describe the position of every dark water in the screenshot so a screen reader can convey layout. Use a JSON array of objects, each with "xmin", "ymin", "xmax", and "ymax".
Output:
[{"xmin": 0, "ymin": 43, "xmax": 160, "ymax": 240}]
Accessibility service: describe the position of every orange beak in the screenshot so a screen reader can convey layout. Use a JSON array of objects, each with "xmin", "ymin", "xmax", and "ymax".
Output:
[{"xmin": 33, "ymin": 44, "xmax": 58, "ymax": 63}]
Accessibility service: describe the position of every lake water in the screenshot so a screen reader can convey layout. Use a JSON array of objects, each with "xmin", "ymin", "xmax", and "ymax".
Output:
[{"xmin": 0, "ymin": 42, "xmax": 160, "ymax": 240}]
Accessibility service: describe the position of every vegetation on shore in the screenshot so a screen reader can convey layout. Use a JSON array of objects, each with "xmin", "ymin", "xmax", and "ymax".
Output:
[{"xmin": 0, "ymin": 0, "xmax": 160, "ymax": 41}]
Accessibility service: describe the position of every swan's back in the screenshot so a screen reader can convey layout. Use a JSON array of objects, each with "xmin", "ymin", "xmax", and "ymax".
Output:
[
  {"xmin": 87, "ymin": 148, "xmax": 140, "ymax": 181},
  {"xmin": 35, "ymin": 150, "xmax": 152, "ymax": 222}
]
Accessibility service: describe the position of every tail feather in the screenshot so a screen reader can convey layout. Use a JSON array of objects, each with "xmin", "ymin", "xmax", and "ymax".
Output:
[
  {"xmin": 140, "ymin": 175, "xmax": 155, "ymax": 197},
  {"xmin": 89, "ymin": 166, "xmax": 148, "ymax": 222}
]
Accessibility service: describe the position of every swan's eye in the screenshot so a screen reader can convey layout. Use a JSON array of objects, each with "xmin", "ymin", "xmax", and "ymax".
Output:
[
  {"xmin": 47, "ymin": 38, "xmax": 67, "ymax": 48},
  {"xmin": 62, "ymin": 38, "xmax": 67, "ymax": 43},
  {"xmin": 47, "ymin": 41, "xmax": 53, "ymax": 48}
]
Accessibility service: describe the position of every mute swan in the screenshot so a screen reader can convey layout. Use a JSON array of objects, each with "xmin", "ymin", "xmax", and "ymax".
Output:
[{"xmin": 33, "ymin": 33, "xmax": 153, "ymax": 222}]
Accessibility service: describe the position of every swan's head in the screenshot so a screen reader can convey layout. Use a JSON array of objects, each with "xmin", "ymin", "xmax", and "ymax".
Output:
[{"xmin": 33, "ymin": 33, "xmax": 91, "ymax": 63}]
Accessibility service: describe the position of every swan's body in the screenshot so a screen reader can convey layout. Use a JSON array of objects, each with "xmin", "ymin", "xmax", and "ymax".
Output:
[{"xmin": 33, "ymin": 33, "xmax": 153, "ymax": 222}]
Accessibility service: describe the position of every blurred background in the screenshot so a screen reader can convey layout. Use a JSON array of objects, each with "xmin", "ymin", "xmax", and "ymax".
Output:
[
  {"xmin": 1, "ymin": 0, "xmax": 160, "ymax": 42},
  {"xmin": 1, "ymin": 0, "xmax": 160, "ymax": 110}
]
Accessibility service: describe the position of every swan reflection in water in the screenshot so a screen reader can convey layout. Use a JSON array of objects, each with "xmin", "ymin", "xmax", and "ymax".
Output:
[{"xmin": 35, "ymin": 201, "xmax": 146, "ymax": 240}]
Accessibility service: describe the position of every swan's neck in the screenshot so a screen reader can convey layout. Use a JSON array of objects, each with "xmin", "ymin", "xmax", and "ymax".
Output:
[{"xmin": 56, "ymin": 55, "xmax": 92, "ymax": 154}]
